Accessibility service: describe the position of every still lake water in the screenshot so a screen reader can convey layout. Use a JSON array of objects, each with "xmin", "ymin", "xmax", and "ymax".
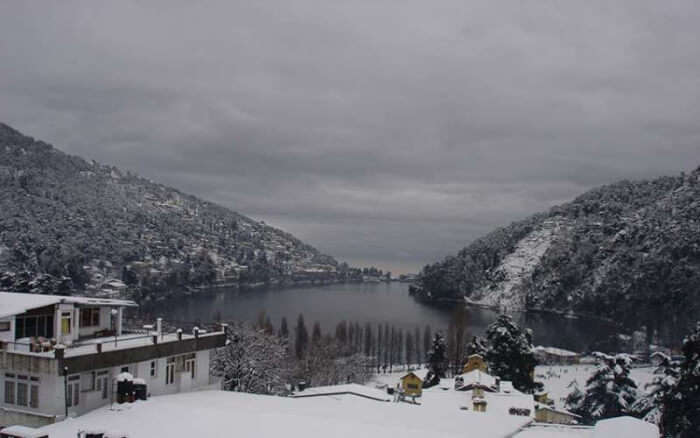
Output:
[{"xmin": 144, "ymin": 282, "xmax": 617, "ymax": 352}]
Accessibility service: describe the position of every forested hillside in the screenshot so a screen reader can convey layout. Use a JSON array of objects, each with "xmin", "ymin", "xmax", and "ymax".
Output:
[
  {"xmin": 0, "ymin": 123, "xmax": 351, "ymax": 301},
  {"xmin": 411, "ymin": 167, "xmax": 700, "ymax": 344}
]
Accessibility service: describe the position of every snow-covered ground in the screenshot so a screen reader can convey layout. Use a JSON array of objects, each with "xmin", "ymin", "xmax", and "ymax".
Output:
[{"xmin": 473, "ymin": 220, "xmax": 562, "ymax": 310}]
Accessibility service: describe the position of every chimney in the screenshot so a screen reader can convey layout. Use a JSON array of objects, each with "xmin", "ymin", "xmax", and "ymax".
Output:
[
  {"xmin": 193, "ymin": 327, "xmax": 199, "ymax": 339},
  {"xmin": 156, "ymin": 318, "xmax": 163, "ymax": 338},
  {"xmin": 177, "ymin": 329, "xmax": 183, "ymax": 341}
]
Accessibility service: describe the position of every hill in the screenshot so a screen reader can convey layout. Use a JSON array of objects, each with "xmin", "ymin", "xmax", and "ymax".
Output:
[
  {"xmin": 411, "ymin": 168, "xmax": 700, "ymax": 345},
  {"xmin": 0, "ymin": 123, "xmax": 356, "ymax": 301}
]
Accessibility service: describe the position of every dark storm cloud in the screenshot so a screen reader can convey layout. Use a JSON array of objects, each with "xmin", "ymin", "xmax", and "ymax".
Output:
[{"xmin": 2, "ymin": 1, "xmax": 700, "ymax": 273}]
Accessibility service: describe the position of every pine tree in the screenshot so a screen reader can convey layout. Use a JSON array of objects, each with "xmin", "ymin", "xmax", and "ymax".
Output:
[
  {"xmin": 661, "ymin": 322, "xmax": 700, "ymax": 437},
  {"xmin": 423, "ymin": 325, "xmax": 432, "ymax": 363},
  {"xmin": 425, "ymin": 332, "xmax": 447, "ymax": 387},
  {"xmin": 376, "ymin": 324, "xmax": 384, "ymax": 372},
  {"xmin": 363, "ymin": 322, "xmax": 373, "ymax": 357},
  {"xmin": 295, "ymin": 313, "xmax": 309, "ymax": 360},
  {"xmin": 466, "ymin": 335, "xmax": 487, "ymax": 357},
  {"xmin": 311, "ymin": 321, "xmax": 322, "ymax": 346},
  {"xmin": 279, "ymin": 317, "xmax": 289, "ymax": 340},
  {"xmin": 568, "ymin": 352, "xmax": 638, "ymax": 424},
  {"xmin": 414, "ymin": 327, "xmax": 421, "ymax": 366},
  {"xmin": 485, "ymin": 314, "xmax": 538, "ymax": 393}
]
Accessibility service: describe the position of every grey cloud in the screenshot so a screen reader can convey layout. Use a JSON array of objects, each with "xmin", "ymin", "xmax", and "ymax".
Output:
[{"xmin": 1, "ymin": 0, "xmax": 699, "ymax": 273}]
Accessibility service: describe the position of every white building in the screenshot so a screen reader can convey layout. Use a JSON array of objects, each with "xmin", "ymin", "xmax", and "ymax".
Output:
[{"xmin": 0, "ymin": 292, "xmax": 226, "ymax": 428}]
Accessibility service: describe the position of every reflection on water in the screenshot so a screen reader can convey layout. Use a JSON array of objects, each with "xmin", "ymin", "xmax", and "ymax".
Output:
[{"xmin": 141, "ymin": 282, "xmax": 617, "ymax": 352}]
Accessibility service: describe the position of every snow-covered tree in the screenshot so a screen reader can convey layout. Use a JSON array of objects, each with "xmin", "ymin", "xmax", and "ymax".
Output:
[
  {"xmin": 630, "ymin": 352, "xmax": 679, "ymax": 426},
  {"xmin": 466, "ymin": 335, "xmax": 488, "ymax": 357},
  {"xmin": 485, "ymin": 314, "xmax": 538, "ymax": 393},
  {"xmin": 425, "ymin": 332, "xmax": 447, "ymax": 387},
  {"xmin": 212, "ymin": 322, "xmax": 287, "ymax": 394},
  {"xmin": 661, "ymin": 322, "xmax": 700, "ymax": 437},
  {"xmin": 564, "ymin": 379, "xmax": 584, "ymax": 411},
  {"xmin": 568, "ymin": 352, "xmax": 638, "ymax": 424}
]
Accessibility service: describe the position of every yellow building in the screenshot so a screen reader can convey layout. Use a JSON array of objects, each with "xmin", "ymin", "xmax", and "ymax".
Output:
[
  {"xmin": 400, "ymin": 372, "xmax": 423, "ymax": 398},
  {"xmin": 534, "ymin": 405, "xmax": 580, "ymax": 425},
  {"xmin": 462, "ymin": 354, "xmax": 488, "ymax": 374}
]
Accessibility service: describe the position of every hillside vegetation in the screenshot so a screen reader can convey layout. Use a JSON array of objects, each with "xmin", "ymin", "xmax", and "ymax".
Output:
[
  {"xmin": 0, "ymin": 123, "xmax": 351, "ymax": 301},
  {"xmin": 412, "ymin": 167, "xmax": 700, "ymax": 344}
]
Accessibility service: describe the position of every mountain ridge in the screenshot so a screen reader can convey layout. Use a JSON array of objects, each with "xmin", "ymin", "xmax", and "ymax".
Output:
[{"xmin": 0, "ymin": 123, "xmax": 358, "ymax": 301}]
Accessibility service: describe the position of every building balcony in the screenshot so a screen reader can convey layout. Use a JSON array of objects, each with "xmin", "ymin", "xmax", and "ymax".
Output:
[{"xmin": 0, "ymin": 326, "xmax": 227, "ymax": 374}]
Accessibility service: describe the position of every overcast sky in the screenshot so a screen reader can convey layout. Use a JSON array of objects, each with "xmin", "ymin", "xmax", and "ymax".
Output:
[{"xmin": 1, "ymin": 1, "xmax": 699, "ymax": 274}]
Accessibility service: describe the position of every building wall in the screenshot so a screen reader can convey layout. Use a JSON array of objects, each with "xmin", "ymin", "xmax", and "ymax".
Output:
[
  {"xmin": 535, "ymin": 408, "xmax": 577, "ymax": 425},
  {"xmin": 0, "ymin": 317, "xmax": 14, "ymax": 344},
  {"xmin": 1, "ymin": 348, "xmax": 218, "ymax": 427}
]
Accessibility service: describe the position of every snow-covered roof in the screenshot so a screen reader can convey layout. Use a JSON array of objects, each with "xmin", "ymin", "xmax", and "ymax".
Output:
[
  {"xmin": 0, "ymin": 292, "xmax": 137, "ymax": 319},
  {"xmin": 534, "ymin": 346, "xmax": 580, "ymax": 357},
  {"xmin": 0, "ymin": 424, "xmax": 48, "ymax": 437},
  {"xmin": 593, "ymin": 416, "xmax": 658, "ymax": 438},
  {"xmin": 292, "ymin": 383, "xmax": 391, "ymax": 402},
  {"xmin": 38, "ymin": 389, "xmax": 532, "ymax": 438}
]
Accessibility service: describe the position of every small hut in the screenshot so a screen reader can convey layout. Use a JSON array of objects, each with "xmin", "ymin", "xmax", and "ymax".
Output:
[{"xmin": 399, "ymin": 372, "xmax": 423, "ymax": 398}]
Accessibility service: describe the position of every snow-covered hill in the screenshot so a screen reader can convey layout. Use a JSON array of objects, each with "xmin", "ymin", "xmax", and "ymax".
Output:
[{"xmin": 412, "ymin": 167, "xmax": 700, "ymax": 343}]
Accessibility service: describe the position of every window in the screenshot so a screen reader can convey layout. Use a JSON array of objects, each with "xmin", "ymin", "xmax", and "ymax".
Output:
[
  {"xmin": 80, "ymin": 308, "xmax": 100, "ymax": 328},
  {"xmin": 16, "ymin": 382, "xmax": 27, "ymax": 407},
  {"xmin": 96, "ymin": 371, "xmax": 109, "ymax": 400},
  {"xmin": 4, "ymin": 374, "xmax": 39, "ymax": 408},
  {"xmin": 165, "ymin": 357, "xmax": 175, "ymax": 385},
  {"xmin": 184, "ymin": 354, "xmax": 196, "ymax": 379},
  {"xmin": 4, "ymin": 380, "xmax": 14, "ymax": 404},
  {"xmin": 30, "ymin": 385, "xmax": 39, "ymax": 408},
  {"xmin": 61, "ymin": 312, "xmax": 72, "ymax": 335},
  {"xmin": 150, "ymin": 361, "xmax": 157, "ymax": 378},
  {"xmin": 15, "ymin": 314, "xmax": 53, "ymax": 339},
  {"xmin": 66, "ymin": 376, "xmax": 79, "ymax": 407},
  {"xmin": 120, "ymin": 366, "xmax": 129, "ymax": 373},
  {"xmin": 0, "ymin": 321, "xmax": 10, "ymax": 331}
]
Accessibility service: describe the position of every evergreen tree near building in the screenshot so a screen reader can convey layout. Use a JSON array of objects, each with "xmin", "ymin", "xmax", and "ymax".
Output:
[
  {"xmin": 425, "ymin": 332, "xmax": 447, "ymax": 387},
  {"xmin": 661, "ymin": 322, "xmax": 700, "ymax": 437},
  {"xmin": 629, "ymin": 352, "xmax": 679, "ymax": 427},
  {"xmin": 567, "ymin": 352, "xmax": 638, "ymax": 424},
  {"xmin": 485, "ymin": 314, "xmax": 538, "ymax": 393}
]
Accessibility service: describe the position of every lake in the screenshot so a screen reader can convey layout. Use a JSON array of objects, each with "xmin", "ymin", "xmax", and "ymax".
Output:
[{"xmin": 142, "ymin": 282, "xmax": 618, "ymax": 352}]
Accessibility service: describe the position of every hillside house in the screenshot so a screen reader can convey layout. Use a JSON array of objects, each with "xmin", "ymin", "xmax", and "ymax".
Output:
[{"xmin": 0, "ymin": 292, "xmax": 226, "ymax": 428}]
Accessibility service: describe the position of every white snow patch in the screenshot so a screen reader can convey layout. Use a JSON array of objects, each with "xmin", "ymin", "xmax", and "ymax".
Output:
[{"xmin": 474, "ymin": 220, "xmax": 563, "ymax": 310}]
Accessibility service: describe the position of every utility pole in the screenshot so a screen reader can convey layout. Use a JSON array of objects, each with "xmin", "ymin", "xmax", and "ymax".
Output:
[{"xmin": 63, "ymin": 365, "xmax": 69, "ymax": 418}]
